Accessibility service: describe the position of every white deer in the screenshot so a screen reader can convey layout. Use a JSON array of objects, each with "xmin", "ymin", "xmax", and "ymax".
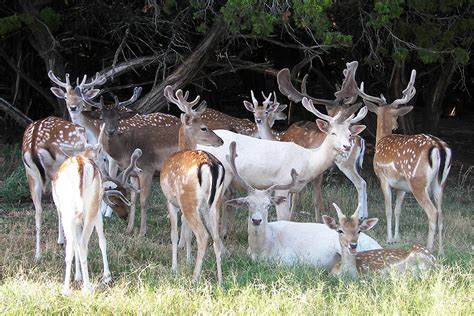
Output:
[{"xmin": 225, "ymin": 142, "xmax": 381, "ymax": 268}]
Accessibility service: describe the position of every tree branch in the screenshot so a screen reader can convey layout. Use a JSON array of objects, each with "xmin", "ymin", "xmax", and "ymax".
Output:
[{"xmin": 0, "ymin": 97, "xmax": 33, "ymax": 128}]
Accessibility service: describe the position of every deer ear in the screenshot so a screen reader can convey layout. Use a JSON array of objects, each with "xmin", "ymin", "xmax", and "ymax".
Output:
[
  {"xmin": 226, "ymin": 197, "xmax": 248, "ymax": 208},
  {"xmin": 350, "ymin": 124, "xmax": 366, "ymax": 135},
  {"xmin": 243, "ymin": 100, "xmax": 255, "ymax": 113},
  {"xmin": 50, "ymin": 87, "xmax": 66, "ymax": 99},
  {"xmin": 83, "ymin": 88, "xmax": 101, "ymax": 99},
  {"xmin": 394, "ymin": 106, "xmax": 413, "ymax": 117},
  {"xmin": 359, "ymin": 218, "xmax": 378, "ymax": 231},
  {"xmin": 316, "ymin": 119, "xmax": 329, "ymax": 133},
  {"xmin": 322, "ymin": 215, "xmax": 338, "ymax": 230},
  {"xmin": 271, "ymin": 196, "xmax": 286, "ymax": 205},
  {"xmin": 364, "ymin": 100, "xmax": 379, "ymax": 113}
]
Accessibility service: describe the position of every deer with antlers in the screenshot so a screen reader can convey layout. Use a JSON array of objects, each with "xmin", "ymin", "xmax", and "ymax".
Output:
[
  {"xmin": 197, "ymin": 96, "xmax": 368, "ymax": 221},
  {"xmin": 225, "ymin": 142, "xmax": 381, "ymax": 267},
  {"xmin": 161, "ymin": 85, "xmax": 226, "ymax": 285},
  {"xmin": 356, "ymin": 69, "xmax": 451, "ymax": 255},
  {"xmin": 273, "ymin": 61, "xmax": 368, "ymax": 221},
  {"xmin": 323, "ymin": 203, "xmax": 437, "ymax": 278}
]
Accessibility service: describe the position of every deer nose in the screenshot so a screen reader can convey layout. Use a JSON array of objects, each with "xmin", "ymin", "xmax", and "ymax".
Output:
[
  {"xmin": 251, "ymin": 218, "xmax": 262, "ymax": 226},
  {"xmin": 349, "ymin": 243, "xmax": 358, "ymax": 250},
  {"xmin": 343, "ymin": 144, "xmax": 351, "ymax": 151},
  {"xmin": 70, "ymin": 106, "xmax": 77, "ymax": 112},
  {"xmin": 256, "ymin": 119, "xmax": 262, "ymax": 124}
]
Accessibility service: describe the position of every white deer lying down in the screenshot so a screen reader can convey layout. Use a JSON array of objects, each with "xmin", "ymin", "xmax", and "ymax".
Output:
[
  {"xmin": 46, "ymin": 132, "xmax": 136, "ymax": 295},
  {"xmin": 323, "ymin": 203, "xmax": 437, "ymax": 278},
  {"xmin": 198, "ymin": 101, "xmax": 368, "ymax": 221},
  {"xmin": 225, "ymin": 142, "xmax": 381, "ymax": 269}
]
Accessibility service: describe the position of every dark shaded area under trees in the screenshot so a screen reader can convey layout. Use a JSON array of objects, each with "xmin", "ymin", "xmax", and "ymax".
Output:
[{"xmin": 0, "ymin": 0, "xmax": 472, "ymax": 143}]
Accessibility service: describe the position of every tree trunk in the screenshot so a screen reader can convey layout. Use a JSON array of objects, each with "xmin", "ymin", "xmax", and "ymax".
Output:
[
  {"xmin": 422, "ymin": 63, "xmax": 455, "ymax": 134},
  {"xmin": 0, "ymin": 98, "xmax": 33, "ymax": 128},
  {"xmin": 135, "ymin": 18, "xmax": 226, "ymax": 114}
]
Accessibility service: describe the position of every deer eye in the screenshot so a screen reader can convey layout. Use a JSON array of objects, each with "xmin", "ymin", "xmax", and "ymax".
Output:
[
  {"xmin": 337, "ymin": 229, "xmax": 343, "ymax": 234},
  {"xmin": 358, "ymin": 230, "xmax": 361, "ymax": 234},
  {"xmin": 331, "ymin": 132, "xmax": 336, "ymax": 136},
  {"xmin": 200, "ymin": 127, "xmax": 208, "ymax": 132}
]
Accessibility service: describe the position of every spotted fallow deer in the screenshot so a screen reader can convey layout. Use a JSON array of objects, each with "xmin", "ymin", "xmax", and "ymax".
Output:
[
  {"xmin": 197, "ymin": 99, "xmax": 368, "ymax": 221},
  {"xmin": 276, "ymin": 61, "xmax": 368, "ymax": 221},
  {"xmin": 161, "ymin": 85, "xmax": 225, "ymax": 285},
  {"xmin": 356, "ymin": 69, "xmax": 451, "ymax": 255},
  {"xmin": 22, "ymin": 117, "xmax": 87, "ymax": 260},
  {"xmin": 323, "ymin": 203, "xmax": 437, "ymax": 278},
  {"xmin": 225, "ymin": 142, "xmax": 381, "ymax": 267}
]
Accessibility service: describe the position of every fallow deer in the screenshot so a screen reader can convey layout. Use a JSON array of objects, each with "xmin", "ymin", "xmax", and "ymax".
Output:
[
  {"xmin": 46, "ymin": 128, "xmax": 133, "ymax": 295},
  {"xmin": 161, "ymin": 85, "xmax": 226, "ymax": 284},
  {"xmin": 276, "ymin": 61, "xmax": 368, "ymax": 221},
  {"xmin": 197, "ymin": 100, "xmax": 368, "ymax": 221},
  {"xmin": 22, "ymin": 117, "xmax": 87, "ymax": 260},
  {"xmin": 225, "ymin": 142, "xmax": 381, "ymax": 267},
  {"xmin": 356, "ymin": 69, "xmax": 451, "ymax": 255},
  {"xmin": 323, "ymin": 203, "xmax": 438, "ymax": 278}
]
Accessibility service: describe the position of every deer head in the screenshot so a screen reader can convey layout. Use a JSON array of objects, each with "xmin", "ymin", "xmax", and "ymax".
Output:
[
  {"xmin": 225, "ymin": 142, "xmax": 299, "ymax": 226},
  {"xmin": 323, "ymin": 203, "xmax": 378, "ymax": 254},
  {"xmin": 243, "ymin": 91, "xmax": 286, "ymax": 127}
]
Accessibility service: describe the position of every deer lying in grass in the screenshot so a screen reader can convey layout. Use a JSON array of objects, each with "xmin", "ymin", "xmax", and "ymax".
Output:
[
  {"xmin": 323, "ymin": 203, "xmax": 438, "ymax": 278},
  {"xmin": 225, "ymin": 142, "xmax": 381, "ymax": 268},
  {"xmin": 46, "ymin": 129, "xmax": 136, "ymax": 295},
  {"xmin": 275, "ymin": 61, "xmax": 368, "ymax": 221},
  {"xmin": 161, "ymin": 85, "xmax": 226, "ymax": 285},
  {"xmin": 198, "ymin": 100, "xmax": 367, "ymax": 221},
  {"xmin": 357, "ymin": 70, "xmax": 451, "ymax": 255}
]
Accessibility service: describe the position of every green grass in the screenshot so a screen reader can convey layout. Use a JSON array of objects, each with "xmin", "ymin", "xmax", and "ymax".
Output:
[{"xmin": 0, "ymin": 154, "xmax": 473, "ymax": 314}]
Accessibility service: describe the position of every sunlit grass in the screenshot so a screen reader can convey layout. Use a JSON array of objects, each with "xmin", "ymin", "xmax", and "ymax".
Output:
[{"xmin": 0, "ymin": 161, "xmax": 473, "ymax": 314}]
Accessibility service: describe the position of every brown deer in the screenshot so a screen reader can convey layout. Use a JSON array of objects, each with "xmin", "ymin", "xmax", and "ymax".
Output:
[
  {"xmin": 323, "ymin": 203, "xmax": 437, "ymax": 278},
  {"xmin": 22, "ymin": 117, "xmax": 87, "ymax": 260},
  {"xmin": 161, "ymin": 85, "xmax": 225, "ymax": 285},
  {"xmin": 270, "ymin": 61, "xmax": 368, "ymax": 221},
  {"xmin": 356, "ymin": 69, "xmax": 451, "ymax": 255}
]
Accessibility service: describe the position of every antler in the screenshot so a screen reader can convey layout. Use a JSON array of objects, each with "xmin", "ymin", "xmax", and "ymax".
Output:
[
  {"xmin": 77, "ymin": 72, "xmax": 107, "ymax": 90},
  {"xmin": 48, "ymin": 71, "xmax": 71, "ymax": 89},
  {"xmin": 226, "ymin": 142, "xmax": 254, "ymax": 192},
  {"xmin": 357, "ymin": 82, "xmax": 387, "ymax": 105},
  {"xmin": 391, "ymin": 69, "xmax": 416, "ymax": 108},
  {"xmin": 301, "ymin": 97, "xmax": 342, "ymax": 122},
  {"xmin": 266, "ymin": 169, "xmax": 299, "ymax": 192},
  {"xmin": 103, "ymin": 190, "xmax": 132, "ymax": 207},
  {"xmin": 119, "ymin": 148, "xmax": 142, "ymax": 188},
  {"xmin": 335, "ymin": 61, "xmax": 360, "ymax": 104},
  {"xmin": 260, "ymin": 91, "xmax": 273, "ymax": 106},
  {"xmin": 332, "ymin": 203, "xmax": 346, "ymax": 220},
  {"xmin": 164, "ymin": 85, "xmax": 207, "ymax": 115},
  {"xmin": 114, "ymin": 87, "xmax": 143, "ymax": 108},
  {"xmin": 345, "ymin": 106, "xmax": 368, "ymax": 124}
]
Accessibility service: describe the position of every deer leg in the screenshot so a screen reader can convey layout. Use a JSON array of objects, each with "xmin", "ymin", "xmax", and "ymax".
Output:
[
  {"xmin": 393, "ymin": 190, "xmax": 406, "ymax": 243},
  {"xmin": 219, "ymin": 186, "xmax": 236, "ymax": 239},
  {"xmin": 335, "ymin": 160, "xmax": 368, "ymax": 220},
  {"xmin": 167, "ymin": 201, "xmax": 180, "ymax": 272},
  {"xmin": 95, "ymin": 214, "xmax": 112, "ymax": 284},
  {"xmin": 181, "ymin": 203, "xmax": 209, "ymax": 284},
  {"xmin": 208, "ymin": 200, "xmax": 223, "ymax": 286},
  {"xmin": 78, "ymin": 221, "xmax": 94, "ymax": 294},
  {"xmin": 126, "ymin": 176, "xmax": 139, "ymax": 234},
  {"xmin": 62, "ymin": 222, "xmax": 74, "ymax": 296},
  {"xmin": 380, "ymin": 179, "xmax": 394, "ymax": 244},
  {"xmin": 138, "ymin": 173, "xmax": 153, "ymax": 237},
  {"xmin": 311, "ymin": 175, "xmax": 324, "ymax": 222},
  {"xmin": 27, "ymin": 174, "xmax": 44, "ymax": 261},
  {"xmin": 410, "ymin": 182, "xmax": 438, "ymax": 252},
  {"xmin": 432, "ymin": 183, "xmax": 445, "ymax": 255}
]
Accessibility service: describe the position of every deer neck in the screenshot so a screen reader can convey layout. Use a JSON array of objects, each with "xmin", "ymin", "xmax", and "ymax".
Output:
[
  {"xmin": 375, "ymin": 111, "xmax": 393, "ymax": 144},
  {"xmin": 248, "ymin": 220, "xmax": 272, "ymax": 256},
  {"xmin": 256, "ymin": 122, "xmax": 277, "ymax": 141},
  {"xmin": 71, "ymin": 111, "xmax": 101, "ymax": 145},
  {"xmin": 178, "ymin": 127, "xmax": 196, "ymax": 151},
  {"xmin": 339, "ymin": 246, "xmax": 359, "ymax": 278},
  {"xmin": 307, "ymin": 139, "xmax": 339, "ymax": 176}
]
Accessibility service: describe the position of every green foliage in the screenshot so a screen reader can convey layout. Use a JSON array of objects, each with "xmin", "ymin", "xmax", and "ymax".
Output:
[
  {"xmin": 392, "ymin": 47, "xmax": 409, "ymax": 64},
  {"xmin": 39, "ymin": 7, "xmax": 62, "ymax": 32},
  {"xmin": 221, "ymin": 0, "xmax": 277, "ymax": 36},
  {"xmin": 453, "ymin": 47, "xmax": 470, "ymax": 65},
  {"xmin": 368, "ymin": 0, "xmax": 403, "ymax": 29},
  {"xmin": 292, "ymin": 0, "xmax": 332, "ymax": 36},
  {"xmin": 323, "ymin": 31, "xmax": 352, "ymax": 46},
  {"xmin": 0, "ymin": 15, "xmax": 22, "ymax": 36}
]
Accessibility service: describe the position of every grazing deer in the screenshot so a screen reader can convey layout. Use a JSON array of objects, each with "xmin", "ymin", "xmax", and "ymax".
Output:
[
  {"xmin": 323, "ymin": 203, "xmax": 437, "ymax": 278},
  {"xmin": 357, "ymin": 70, "xmax": 451, "ymax": 255},
  {"xmin": 46, "ymin": 129, "xmax": 133, "ymax": 295},
  {"xmin": 161, "ymin": 85, "xmax": 226, "ymax": 284},
  {"xmin": 225, "ymin": 142, "xmax": 381, "ymax": 267},
  {"xmin": 22, "ymin": 117, "xmax": 87, "ymax": 260},
  {"xmin": 276, "ymin": 61, "xmax": 368, "ymax": 221},
  {"xmin": 198, "ymin": 98, "xmax": 368, "ymax": 221}
]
